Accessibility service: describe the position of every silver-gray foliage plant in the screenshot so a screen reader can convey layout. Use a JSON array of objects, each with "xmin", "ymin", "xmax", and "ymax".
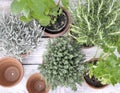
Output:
[{"xmin": 0, "ymin": 14, "xmax": 43, "ymax": 59}]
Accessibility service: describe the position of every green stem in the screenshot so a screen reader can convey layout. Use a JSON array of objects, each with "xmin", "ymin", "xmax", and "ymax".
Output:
[
  {"xmin": 68, "ymin": 33, "xmax": 78, "ymax": 41},
  {"xmin": 57, "ymin": 0, "xmax": 61, "ymax": 6}
]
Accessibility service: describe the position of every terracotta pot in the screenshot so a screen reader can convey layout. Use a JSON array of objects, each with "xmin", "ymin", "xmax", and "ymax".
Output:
[
  {"xmin": 0, "ymin": 57, "xmax": 24, "ymax": 87},
  {"xmin": 27, "ymin": 73, "xmax": 49, "ymax": 93},
  {"xmin": 84, "ymin": 58, "xmax": 108, "ymax": 89},
  {"xmin": 43, "ymin": 7, "xmax": 71, "ymax": 38}
]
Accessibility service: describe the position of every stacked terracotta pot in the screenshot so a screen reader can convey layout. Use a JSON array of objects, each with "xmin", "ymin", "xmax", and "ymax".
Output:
[
  {"xmin": 27, "ymin": 73, "xmax": 49, "ymax": 93},
  {"xmin": 0, "ymin": 57, "xmax": 23, "ymax": 87}
]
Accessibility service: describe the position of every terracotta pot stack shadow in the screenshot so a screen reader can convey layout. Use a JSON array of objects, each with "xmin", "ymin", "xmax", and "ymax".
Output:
[
  {"xmin": 27, "ymin": 73, "xmax": 48, "ymax": 93},
  {"xmin": 0, "ymin": 57, "xmax": 24, "ymax": 87}
]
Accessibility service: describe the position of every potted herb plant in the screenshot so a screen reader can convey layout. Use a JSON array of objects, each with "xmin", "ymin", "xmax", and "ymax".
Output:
[
  {"xmin": 0, "ymin": 14, "xmax": 43, "ymax": 59},
  {"xmin": 26, "ymin": 73, "xmax": 49, "ymax": 93},
  {"xmin": 88, "ymin": 53, "xmax": 120, "ymax": 87},
  {"xmin": 84, "ymin": 58, "xmax": 108, "ymax": 89},
  {"xmin": 70, "ymin": 0, "xmax": 120, "ymax": 52},
  {"xmin": 0, "ymin": 57, "xmax": 23, "ymax": 87},
  {"xmin": 39, "ymin": 37, "xmax": 86, "ymax": 91},
  {"xmin": 116, "ymin": 38, "xmax": 120, "ymax": 54},
  {"xmin": 11, "ymin": 0, "xmax": 71, "ymax": 37}
]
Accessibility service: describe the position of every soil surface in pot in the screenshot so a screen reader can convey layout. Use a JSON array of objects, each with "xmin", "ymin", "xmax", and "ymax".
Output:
[
  {"xmin": 44, "ymin": 10, "xmax": 68, "ymax": 34},
  {"xmin": 84, "ymin": 74, "xmax": 106, "ymax": 88},
  {"xmin": 82, "ymin": 43, "xmax": 94, "ymax": 48}
]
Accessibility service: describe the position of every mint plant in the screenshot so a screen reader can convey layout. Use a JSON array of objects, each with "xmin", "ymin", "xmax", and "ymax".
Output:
[
  {"xmin": 70, "ymin": 0, "xmax": 120, "ymax": 49},
  {"xmin": 39, "ymin": 37, "xmax": 86, "ymax": 91},
  {"xmin": 0, "ymin": 14, "xmax": 43, "ymax": 59},
  {"xmin": 89, "ymin": 53, "xmax": 120, "ymax": 85},
  {"xmin": 11, "ymin": 0, "xmax": 69, "ymax": 26}
]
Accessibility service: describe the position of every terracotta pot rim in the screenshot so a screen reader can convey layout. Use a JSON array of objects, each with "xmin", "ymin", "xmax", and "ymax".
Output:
[
  {"xmin": 85, "ymin": 58, "xmax": 99, "ymax": 63},
  {"xmin": 43, "ymin": 7, "xmax": 71, "ymax": 38},
  {"xmin": 0, "ymin": 57, "xmax": 24, "ymax": 87},
  {"xmin": 82, "ymin": 45, "xmax": 95, "ymax": 49}
]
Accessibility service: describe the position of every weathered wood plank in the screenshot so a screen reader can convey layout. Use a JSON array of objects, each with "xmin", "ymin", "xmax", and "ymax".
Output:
[{"xmin": 22, "ymin": 38, "xmax": 48, "ymax": 65}]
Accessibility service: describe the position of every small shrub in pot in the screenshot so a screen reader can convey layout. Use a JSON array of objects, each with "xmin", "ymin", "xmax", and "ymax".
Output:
[
  {"xmin": 39, "ymin": 37, "xmax": 86, "ymax": 91},
  {"xmin": 84, "ymin": 58, "xmax": 107, "ymax": 89},
  {"xmin": 11, "ymin": 0, "xmax": 71, "ymax": 37},
  {"xmin": 89, "ymin": 53, "xmax": 120, "ymax": 85},
  {"xmin": 70, "ymin": 0, "xmax": 120, "ymax": 49},
  {"xmin": 0, "ymin": 14, "xmax": 43, "ymax": 59}
]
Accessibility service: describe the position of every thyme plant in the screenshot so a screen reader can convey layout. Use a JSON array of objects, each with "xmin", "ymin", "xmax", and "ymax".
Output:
[
  {"xmin": 0, "ymin": 14, "xmax": 43, "ymax": 59},
  {"xmin": 70, "ymin": 0, "xmax": 120, "ymax": 50},
  {"xmin": 39, "ymin": 37, "xmax": 86, "ymax": 91}
]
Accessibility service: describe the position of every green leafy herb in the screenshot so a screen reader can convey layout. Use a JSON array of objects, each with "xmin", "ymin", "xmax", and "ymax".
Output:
[
  {"xmin": 89, "ymin": 53, "xmax": 120, "ymax": 85},
  {"xmin": 70, "ymin": 0, "xmax": 120, "ymax": 51},
  {"xmin": 11, "ymin": 0, "xmax": 69, "ymax": 26},
  {"xmin": 39, "ymin": 37, "xmax": 86, "ymax": 91}
]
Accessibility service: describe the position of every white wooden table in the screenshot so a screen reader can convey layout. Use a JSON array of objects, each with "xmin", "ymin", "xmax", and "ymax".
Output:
[
  {"xmin": 1, "ymin": 0, "xmax": 120, "ymax": 93},
  {"xmin": 0, "ymin": 38, "xmax": 120, "ymax": 93}
]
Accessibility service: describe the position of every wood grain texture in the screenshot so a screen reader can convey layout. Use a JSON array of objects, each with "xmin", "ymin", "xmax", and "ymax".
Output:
[
  {"xmin": 22, "ymin": 38, "xmax": 49, "ymax": 65},
  {"xmin": 0, "ymin": 0, "xmax": 120, "ymax": 93}
]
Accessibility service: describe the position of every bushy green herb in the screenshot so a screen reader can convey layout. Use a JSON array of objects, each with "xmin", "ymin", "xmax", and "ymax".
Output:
[
  {"xmin": 89, "ymin": 53, "xmax": 120, "ymax": 85},
  {"xmin": 116, "ymin": 38, "xmax": 120, "ymax": 54},
  {"xmin": 0, "ymin": 14, "xmax": 43, "ymax": 59},
  {"xmin": 70, "ymin": 0, "xmax": 120, "ymax": 49},
  {"xmin": 11, "ymin": 0, "xmax": 69, "ymax": 26},
  {"xmin": 39, "ymin": 37, "xmax": 86, "ymax": 91}
]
